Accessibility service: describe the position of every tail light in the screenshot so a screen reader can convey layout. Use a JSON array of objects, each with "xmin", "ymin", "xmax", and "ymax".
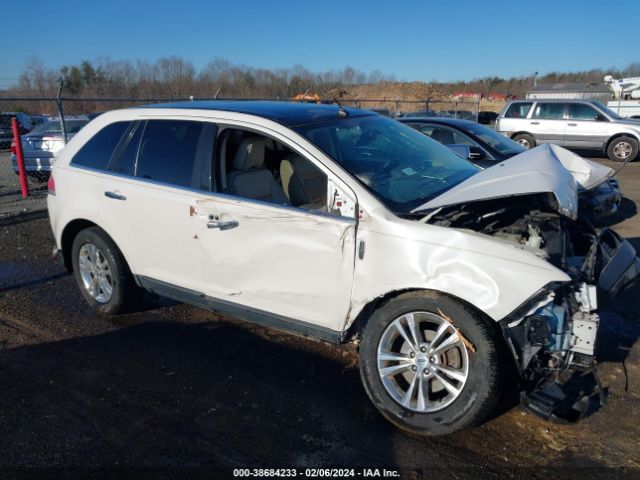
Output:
[
  {"xmin": 10, "ymin": 141, "xmax": 16, "ymax": 154},
  {"xmin": 48, "ymin": 174, "xmax": 56, "ymax": 195}
]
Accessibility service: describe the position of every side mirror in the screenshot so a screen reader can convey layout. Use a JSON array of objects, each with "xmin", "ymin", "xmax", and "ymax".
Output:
[
  {"xmin": 447, "ymin": 144, "xmax": 471, "ymax": 159},
  {"xmin": 447, "ymin": 144, "xmax": 486, "ymax": 161},
  {"xmin": 468, "ymin": 146, "xmax": 486, "ymax": 160},
  {"xmin": 596, "ymin": 114, "xmax": 608, "ymax": 122}
]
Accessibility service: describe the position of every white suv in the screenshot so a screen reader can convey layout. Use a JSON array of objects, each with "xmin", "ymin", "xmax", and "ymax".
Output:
[
  {"xmin": 496, "ymin": 99, "xmax": 640, "ymax": 162},
  {"xmin": 48, "ymin": 101, "xmax": 640, "ymax": 435}
]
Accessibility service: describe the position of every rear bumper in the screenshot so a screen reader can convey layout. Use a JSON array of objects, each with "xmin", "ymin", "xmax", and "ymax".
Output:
[{"xmin": 11, "ymin": 154, "xmax": 54, "ymax": 173}]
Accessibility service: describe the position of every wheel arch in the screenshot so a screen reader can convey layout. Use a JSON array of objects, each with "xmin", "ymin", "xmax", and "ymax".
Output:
[
  {"xmin": 604, "ymin": 132, "xmax": 640, "ymax": 154},
  {"xmin": 60, "ymin": 219, "xmax": 137, "ymax": 284},
  {"xmin": 510, "ymin": 131, "xmax": 533, "ymax": 140},
  {"xmin": 344, "ymin": 288, "xmax": 504, "ymax": 345}
]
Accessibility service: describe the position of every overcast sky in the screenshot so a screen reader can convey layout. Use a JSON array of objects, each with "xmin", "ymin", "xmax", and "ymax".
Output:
[{"xmin": 3, "ymin": 0, "xmax": 639, "ymax": 88}]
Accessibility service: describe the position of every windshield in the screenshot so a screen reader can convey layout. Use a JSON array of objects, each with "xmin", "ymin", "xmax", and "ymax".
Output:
[
  {"xmin": 593, "ymin": 101, "xmax": 623, "ymax": 120},
  {"xmin": 294, "ymin": 115, "xmax": 478, "ymax": 214},
  {"xmin": 463, "ymin": 122, "xmax": 526, "ymax": 156},
  {"xmin": 31, "ymin": 119, "xmax": 88, "ymax": 135}
]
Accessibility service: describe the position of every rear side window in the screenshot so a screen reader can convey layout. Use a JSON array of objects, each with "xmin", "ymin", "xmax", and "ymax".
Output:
[
  {"xmin": 504, "ymin": 102, "xmax": 533, "ymax": 118},
  {"xmin": 135, "ymin": 120, "xmax": 205, "ymax": 188},
  {"xmin": 532, "ymin": 103, "xmax": 565, "ymax": 120},
  {"xmin": 72, "ymin": 122, "xmax": 130, "ymax": 170}
]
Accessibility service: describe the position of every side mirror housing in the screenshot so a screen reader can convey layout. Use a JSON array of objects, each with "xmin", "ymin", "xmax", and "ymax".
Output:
[
  {"xmin": 447, "ymin": 144, "xmax": 486, "ymax": 161},
  {"xmin": 468, "ymin": 145, "xmax": 487, "ymax": 160}
]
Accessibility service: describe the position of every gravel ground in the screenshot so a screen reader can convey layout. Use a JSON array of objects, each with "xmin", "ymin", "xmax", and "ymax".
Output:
[
  {"xmin": 0, "ymin": 151, "xmax": 639, "ymax": 479},
  {"xmin": 0, "ymin": 152, "xmax": 47, "ymax": 219}
]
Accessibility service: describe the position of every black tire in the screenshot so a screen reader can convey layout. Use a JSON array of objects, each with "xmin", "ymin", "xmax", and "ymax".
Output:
[
  {"xmin": 512, "ymin": 133, "xmax": 535, "ymax": 149},
  {"xmin": 607, "ymin": 136, "xmax": 638, "ymax": 162},
  {"xmin": 359, "ymin": 291, "xmax": 504, "ymax": 436},
  {"xmin": 71, "ymin": 227, "xmax": 140, "ymax": 315}
]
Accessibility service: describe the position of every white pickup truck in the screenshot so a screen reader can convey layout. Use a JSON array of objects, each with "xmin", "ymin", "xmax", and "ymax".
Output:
[{"xmin": 605, "ymin": 75, "xmax": 640, "ymax": 119}]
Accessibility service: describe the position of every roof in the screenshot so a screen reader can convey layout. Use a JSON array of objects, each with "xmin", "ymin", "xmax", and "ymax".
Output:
[
  {"xmin": 398, "ymin": 116, "xmax": 476, "ymax": 126},
  {"xmin": 528, "ymin": 82, "xmax": 611, "ymax": 94},
  {"xmin": 142, "ymin": 100, "xmax": 371, "ymax": 126}
]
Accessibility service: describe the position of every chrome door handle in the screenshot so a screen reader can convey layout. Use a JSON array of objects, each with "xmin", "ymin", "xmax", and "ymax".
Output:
[
  {"xmin": 104, "ymin": 191, "xmax": 126, "ymax": 201},
  {"xmin": 207, "ymin": 219, "xmax": 239, "ymax": 230},
  {"xmin": 530, "ymin": 121, "xmax": 540, "ymax": 125},
  {"xmin": 568, "ymin": 123, "xmax": 577, "ymax": 126}
]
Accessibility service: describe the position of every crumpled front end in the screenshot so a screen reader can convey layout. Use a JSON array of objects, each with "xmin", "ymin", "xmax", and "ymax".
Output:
[
  {"xmin": 423, "ymin": 192, "xmax": 640, "ymax": 421},
  {"xmin": 503, "ymin": 228, "xmax": 640, "ymax": 421}
]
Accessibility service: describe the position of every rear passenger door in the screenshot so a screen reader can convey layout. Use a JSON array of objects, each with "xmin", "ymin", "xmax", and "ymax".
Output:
[
  {"xmin": 529, "ymin": 102, "xmax": 567, "ymax": 146},
  {"xmin": 98, "ymin": 119, "xmax": 216, "ymax": 293}
]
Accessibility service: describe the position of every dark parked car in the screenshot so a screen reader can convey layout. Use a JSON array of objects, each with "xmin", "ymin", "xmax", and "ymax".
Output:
[
  {"xmin": 397, "ymin": 110, "xmax": 439, "ymax": 118},
  {"xmin": 477, "ymin": 111, "xmax": 498, "ymax": 125},
  {"xmin": 399, "ymin": 116, "xmax": 623, "ymax": 222},
  {"xmin": 0, "ymin": 112, "xmax": 33, "ymax": 148}
]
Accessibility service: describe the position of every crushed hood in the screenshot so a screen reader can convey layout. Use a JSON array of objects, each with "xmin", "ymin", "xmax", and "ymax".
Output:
[
  {"xmin": 551, "ymin": 145, "xmax": 614, "ymax": 190},
  {"xmin": 414, "ymin": 143, "xmax": 581, "ymax": 219}
]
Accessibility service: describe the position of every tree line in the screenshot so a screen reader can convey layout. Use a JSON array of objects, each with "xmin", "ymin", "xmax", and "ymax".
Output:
[{"xmin": 8, "ymin": 56, "xmax": 640, "ymax": 100}]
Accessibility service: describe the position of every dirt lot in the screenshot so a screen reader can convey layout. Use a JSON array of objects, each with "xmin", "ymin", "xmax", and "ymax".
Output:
[{"xmin": 1, "ymin": 151, "xmax": 639, "ymax": 479}]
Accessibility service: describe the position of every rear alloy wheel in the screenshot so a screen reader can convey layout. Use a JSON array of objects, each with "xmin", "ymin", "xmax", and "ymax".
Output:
[
  {"xmin": 513, "ymin": 133, "xmax": 535, "ymax": 149},
  {"xmin": 607, "ymin": 136, "xmax": 638, "ymax": 162},
  {"xmin": 78, "ymin": 243, "xmax": 114, "ymax": 304},
  {"xmin": 71, "ymin": 227, "xmax": 140, "ymax": 315},
  {"xmin": 359, "ymin": 291, "xmax": 503, "ymax": 436}
]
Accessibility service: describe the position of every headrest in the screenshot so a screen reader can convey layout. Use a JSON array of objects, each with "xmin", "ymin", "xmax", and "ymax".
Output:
[
  {"xmin": 430, "ymin": 128, "xmax": 455, "ymax": 145},
  {"xmin": 285, "ymin": 154, "xmax": 321, "ymax": 179},
  {"xmin": 233, "ymin": 138, "xmax": 265, "ymax": 171}
]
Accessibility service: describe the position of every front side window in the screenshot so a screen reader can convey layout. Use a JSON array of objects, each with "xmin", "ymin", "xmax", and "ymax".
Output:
[
  {"xmin": 71, "ymin": 121, "xmax": 130, "ymax": 171},
  {"xmin": 418, "ymin": 124, "xmax": 476, "ymax": 147},
  {"xmin": 135, "ymin": 120, "xmax": 207, "ymax": 189},
  {"xmin": 504, "ymin": 102, "xmax": 533, "ymax": 118},
  {"xmin": 567, "ymin": 103, "xmax": 600, "ymax": 121},
  {"xmin": 217, "ymin": 128, "xmax": 329, "ymax": 211},
  {"xmin": 532, "ymin": 103, "xmax": 565, "ymax": 120},
  {"xmin": 295, "ymin": 115, "xmax": 478, "ymax": 215},
  {"xmin": 462, "ymin": 123, "xmax": 526, "ymax": 156}
]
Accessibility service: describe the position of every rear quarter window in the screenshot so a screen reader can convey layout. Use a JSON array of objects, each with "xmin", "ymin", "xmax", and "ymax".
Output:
[
  {"xmin": 504, "ymin": 102, "xmax": 533, "ymax": 118},
  {"xmin": 71, "ymin": 122, "xmax": 131, "ymax": 170}
]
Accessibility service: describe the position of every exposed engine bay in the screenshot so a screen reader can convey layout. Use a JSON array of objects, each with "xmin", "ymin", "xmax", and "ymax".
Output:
[{"xmin": 424, "ymin": 193, "xmax": 640, "ymax": 421}]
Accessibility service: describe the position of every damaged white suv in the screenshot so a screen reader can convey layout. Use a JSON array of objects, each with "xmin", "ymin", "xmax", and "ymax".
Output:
[{"xmin": 47, "ymin": 102, "xmax": 640, "ymax": 435}]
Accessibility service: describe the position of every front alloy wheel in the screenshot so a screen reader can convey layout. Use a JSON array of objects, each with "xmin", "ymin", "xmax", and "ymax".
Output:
[
  {"xmin": 359, "ymin": 291, "xmax": 503, "ymax": 436},
  {"xmin": 377, "ymin": 312, "xmax": 469, "ymax": 412}
]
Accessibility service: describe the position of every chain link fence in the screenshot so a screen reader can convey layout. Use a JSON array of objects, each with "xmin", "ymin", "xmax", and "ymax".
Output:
[{"xmin": 336, "ymin": 98, "xmax": 483, "ymax": 120}]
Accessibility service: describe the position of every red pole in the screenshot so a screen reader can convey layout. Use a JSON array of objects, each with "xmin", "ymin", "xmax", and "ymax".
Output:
[{"xmin": 11, "ymin": 117, "xmax": 29, "ymax": 198}]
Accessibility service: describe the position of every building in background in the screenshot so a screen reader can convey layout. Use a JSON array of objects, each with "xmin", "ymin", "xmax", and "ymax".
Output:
[{"xmin": 526, "ymin": 83, "xmax": 612, "ymax": 102}]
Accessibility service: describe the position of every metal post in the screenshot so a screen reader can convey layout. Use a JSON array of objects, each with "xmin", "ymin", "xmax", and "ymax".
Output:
[
  {"xmin": 475, "ymin": 99, "xmax": 479, "ymax": 123},
  {"xmin": 11, "ymin": 117, "xmax": 30, "ymax": 198},
  {"xmin": 426, "ymin": 98, "xmax": 430, "ymax": 113},
  {"xmin": 56, "ymin": 78, "xmax": 68, "ymax": 144}
]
